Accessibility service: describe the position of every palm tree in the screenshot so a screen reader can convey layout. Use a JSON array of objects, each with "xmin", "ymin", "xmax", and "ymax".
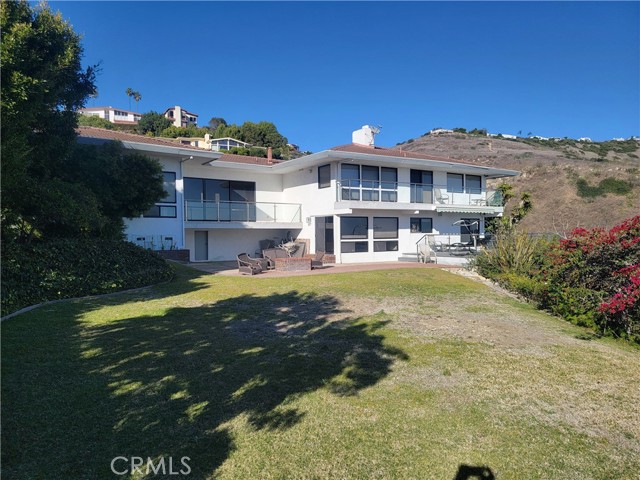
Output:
[
  {"xmin": 125, "ymin": 87, "xmax": 133, "ymax": 110},
  {"xmin": 133, "ymin": 91, "xmax": 142, "ymax": 112}
]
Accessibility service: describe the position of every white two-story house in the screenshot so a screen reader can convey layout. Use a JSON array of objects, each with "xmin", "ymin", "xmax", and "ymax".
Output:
[{"xmin": 77, "ymin": 125, "xmax": 518, "ymax": 264}]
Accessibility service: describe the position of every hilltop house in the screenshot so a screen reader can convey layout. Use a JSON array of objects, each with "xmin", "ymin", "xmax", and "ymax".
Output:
[
  {"xmin": 79, "ymin": 106, "xmax": 142, "ymax": 125},
  {"xmin": 164, "ymin": 106, "xmax": 198, "ymax": 128},
  {"xmin": 77, "ymin": 125, "xmax": 518, "ymax": 264}
]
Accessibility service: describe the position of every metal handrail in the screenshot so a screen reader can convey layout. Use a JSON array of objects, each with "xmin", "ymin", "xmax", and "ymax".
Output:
[{"xmin": 337, "ymin": 180, "xmax": 500, "ymax": 206}]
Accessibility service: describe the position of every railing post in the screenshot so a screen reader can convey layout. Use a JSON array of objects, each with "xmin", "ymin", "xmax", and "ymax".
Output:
[
  {"xmin": 216, "ymin": 201, "xmax": 220, "ymax": 222},
  {"xmin": 273, "ymin": 204, "xmax": 277, "ymax": 222}
]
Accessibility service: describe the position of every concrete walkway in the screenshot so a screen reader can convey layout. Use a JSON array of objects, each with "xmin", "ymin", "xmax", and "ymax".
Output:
[{"xmin": 187, "ymin": 261, "xmax": 462, "ymax": 278}]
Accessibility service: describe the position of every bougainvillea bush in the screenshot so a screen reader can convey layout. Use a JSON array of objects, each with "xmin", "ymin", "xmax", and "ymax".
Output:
[
  {"xmin": 542, "ymin": 216, "xmax": 640, "ymax": 341},
  {"xmin": 474, "ymin": 216, "xmax": 640, "ymax": 342}
]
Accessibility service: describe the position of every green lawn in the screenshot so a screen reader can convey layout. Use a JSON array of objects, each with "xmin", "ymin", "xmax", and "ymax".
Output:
[{"xmin": 2, "ymin": 265, "xmax": 639, "ymax": 479}]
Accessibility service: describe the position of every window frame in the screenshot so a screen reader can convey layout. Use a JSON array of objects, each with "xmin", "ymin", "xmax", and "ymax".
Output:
[
  {"xmin": 161, "ymin": 171, "xmax": 177, "ymax": 203},
  {"xmin": 318, "ymin": 164, "xmax": 331, "ymax": 189},
  {"xmin": 373, "ymin": 217, "xmax": 399, "ymax": 239},
  {"xmin": 410, "ymin": 217, "xmax": 433, "ymax": 234},
  {"xmin": 340, "ymin": 216, "xmax": 368, "ymax": 240},
  {"xmin": 143, "ymin": 205, "xmax": 177, "ymax": 218}
]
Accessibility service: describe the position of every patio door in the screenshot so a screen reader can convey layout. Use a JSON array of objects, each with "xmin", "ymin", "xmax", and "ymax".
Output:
[
  {"xmin": 194, "ymin": 231, "xmax": 208, "ymax": 261},
  {"xmin": 315, "ymin": 216, "xmax": 334, "ymax": 254}
]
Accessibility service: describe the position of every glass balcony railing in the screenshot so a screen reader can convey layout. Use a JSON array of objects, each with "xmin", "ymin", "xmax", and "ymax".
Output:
[
  {"xmin": 185, "ymin": 200, "xmax": 302, "ymax": 223},
  {"xmin": 336, "ymin": 180, "xmax": 503, "ymax": 207}
]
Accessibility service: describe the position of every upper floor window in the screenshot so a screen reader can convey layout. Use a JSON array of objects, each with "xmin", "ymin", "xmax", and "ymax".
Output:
[
  {"xmin": 466, "ymin": 175, "xmax": 482, "ymax": 194},
  {"xmin": 143, "ymin": 171, "xmax": 176, "ymax": 218},
  {"xmin": 161, "ymin": 172, "xmax": 176, "ymax": 203},
  {"xmin": 410, "ymin": 169, "xmax": 434, "ymax": 203},
  {"xmin": 340, "ymin": 164, "xmax": 398, "ymax": 202},
  {"xmin": 184, "ymin": 177, "xmax": 256, "ymax": 203},
  {"xmin": 447, "ymin": 173, "xmax": 464, "ymax": 193},
  {"xmin": 318, "ymin": 164, "xmax": 331, "ymax": 189}
]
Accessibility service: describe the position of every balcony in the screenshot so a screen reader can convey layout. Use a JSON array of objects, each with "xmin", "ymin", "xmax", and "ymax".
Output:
[
  {"xmin": 336, "ymin": 180, "xmax": 503, "ymax": 209},
  {"xmin": 185, "ymin": 200, "xmax": 302, "ymax": 224}
]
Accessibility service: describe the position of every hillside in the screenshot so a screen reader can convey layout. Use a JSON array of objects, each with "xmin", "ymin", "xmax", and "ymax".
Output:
[{"xmin": 397, "ymin": 133, "xmax": 640, "ymax": 233}]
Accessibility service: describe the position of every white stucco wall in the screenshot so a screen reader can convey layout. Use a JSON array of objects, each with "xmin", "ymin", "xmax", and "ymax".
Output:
[{"xmin": 185, "ymin": 228, "xmax": 301, "ymax": 262}]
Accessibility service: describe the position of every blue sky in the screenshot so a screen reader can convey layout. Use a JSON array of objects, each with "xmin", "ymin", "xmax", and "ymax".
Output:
[{"xmin": 51, "ymin": 1, "xmax": 639, "ymax": 151}]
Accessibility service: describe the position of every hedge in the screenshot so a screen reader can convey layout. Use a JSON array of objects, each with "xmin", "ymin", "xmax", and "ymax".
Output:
[{"xmin": 1, "ymin": 239, "xmax": 174, "ymax": 316}]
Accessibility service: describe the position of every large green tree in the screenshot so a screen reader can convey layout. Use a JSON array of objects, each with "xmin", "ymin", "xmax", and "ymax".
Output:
[
  {"xmin": 137, "ymin": 111, "xmax": 172, "ymax": 136},
  {"xmin": 1, "ymin": 0, "xmax": 97, "ymax": 237},
  {"xmin": 1, "ymin": 1, "xmax": 164, "ymax": 241}
]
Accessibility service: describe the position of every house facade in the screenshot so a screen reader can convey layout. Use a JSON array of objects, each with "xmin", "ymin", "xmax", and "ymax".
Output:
[
  {"xmin": 79, "ymin": 106, "xmax": 142, "ymax": 125},
  {"xmin": 163, "ymin": 106, "xmax": 198, "ymax": 128},
  {"xmin": 77, "ymin": 126, "xmax": 518, "ymax": 264}
]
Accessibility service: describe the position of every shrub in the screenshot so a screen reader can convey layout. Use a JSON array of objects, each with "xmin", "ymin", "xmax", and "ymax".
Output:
[
  {"xmin": 474, "ymin": 216, "xmax": 640, "ymax": 342},
  {"xmin": 1, "ymin": 239, "xmax": 174, "ymax": 316},
  {"xmin": 495, "ymin": 273, "xmax": 548, "ymax": 303},
  {"xmin": 576, "ymin": 177, "xmax": 633, "ymax": 198},
  {"xmin": 473, "ymin": 230, "xmax": 547, "ymax": 278},
  {"xmin": 544, "ymin": 216, "xmax": 640, "ymax": 340}
]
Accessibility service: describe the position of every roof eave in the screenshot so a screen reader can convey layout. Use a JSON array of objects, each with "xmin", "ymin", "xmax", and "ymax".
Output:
[{"xmin": 271, "ymin": 150, "xmax": 520, "ymax": 177}]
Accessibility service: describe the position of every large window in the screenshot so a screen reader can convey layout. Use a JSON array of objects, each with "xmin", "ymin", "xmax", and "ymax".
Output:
[
  {"xmin": 185, "ymin": 178, "xmax": 255, "ymax": 203},
  {"xmin": 410, "ymin": 218, "xmax": 433, "ymax": 233},
  {"xmin": 341, "ymin": 217, "xmax": 368, "ymax": 239},
  {"xmin": 185, "ymin": 177, "xmax": 256, "ymax": 221},
  {"xmin": 318, "ymin": 164, "xmax": 331, "ymax": 189},
  {"xmin": 340, "ymin": 164, "xmax": 398, "ymax": 202},
  {"xmin": 373, "ymin": 217, "xmax": 398, "ymax": 239},
  {"xmin": 341, "ymin": 216, "xmax": 368, "ymax": 253},
  {"xmin": 373, "ymin": 217, "xmax": 398, "ymax": 252}
]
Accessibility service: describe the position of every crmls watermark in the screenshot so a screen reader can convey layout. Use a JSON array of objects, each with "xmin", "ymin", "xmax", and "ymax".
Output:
[{"xmin": 111, "ymin": 456, "xmax": 191, "ymax": 476}]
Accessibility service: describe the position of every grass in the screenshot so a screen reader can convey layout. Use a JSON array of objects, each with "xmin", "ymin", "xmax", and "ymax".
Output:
[{"xmin": 2, "ymin": 265, "xmax": 639, "ymax": 479}]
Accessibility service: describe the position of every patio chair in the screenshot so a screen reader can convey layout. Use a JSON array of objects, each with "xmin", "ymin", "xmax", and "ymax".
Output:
[
  {"xmin": 417, "ymin": 243, "xmax": 437, "ymax": 264},
  {"xmin": 311, "ymin": 251, "xmax": 326, "ymax": 269},
  {"xmin": 237, "ymin": 253, "xmax": 263, "ymax": 275},
  {"xmin": 433, "ymin": 188, "xmax": 450, "ymax": 204},
  {"xmin": 291, "ymin": 242, "xmax": 306, "ymax": 258}
]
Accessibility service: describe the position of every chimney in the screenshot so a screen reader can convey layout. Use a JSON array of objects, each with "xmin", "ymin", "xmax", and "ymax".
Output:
[
  {"xmin": 352, "ymin": 125, "xmax": 380, "ymax": 146},
  {"xmin": 267, "ymin": 146, "xmax": 273, "ymax": 164}
]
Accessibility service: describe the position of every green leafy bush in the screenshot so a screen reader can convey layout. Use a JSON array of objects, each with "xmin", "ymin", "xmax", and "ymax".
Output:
[
  {"xmin": 495, "ymin": 273, "xmax": 548, "ymax": 303},
  {"xmin": 576, "ymin": 177, "xmax": 633, "ymax": 198},
  {"xmin": 473, "ymin": 230, "xmax": 547, "ymax": 278},
  {"xmin": 1, "ymin": 239, "xmax": 174, "ymax": 316}
]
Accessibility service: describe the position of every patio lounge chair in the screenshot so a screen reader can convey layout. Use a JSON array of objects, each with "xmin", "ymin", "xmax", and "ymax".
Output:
[
  {"xmin": 237, "ymin": 253, "xmax": 263, "ymax": 275},
  {"xmin": 311, "ymin": 251, "xmax": 326, "ymax": 269}
]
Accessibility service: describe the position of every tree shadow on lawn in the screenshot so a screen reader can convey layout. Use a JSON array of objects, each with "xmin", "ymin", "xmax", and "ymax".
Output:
[{"xmin": 4, "ymin": 289, "xmax": 407, "ymax": 479}]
